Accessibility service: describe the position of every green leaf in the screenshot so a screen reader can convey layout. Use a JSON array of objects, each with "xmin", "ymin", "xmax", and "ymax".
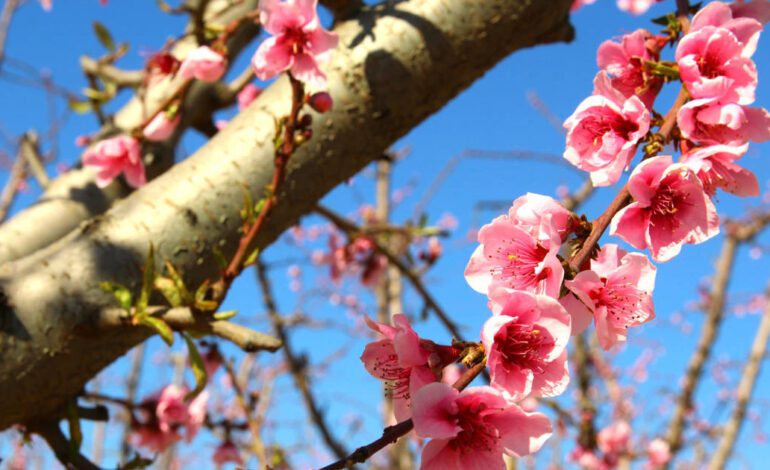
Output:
[
  {"xmin": 93, "ymin": 21, "xmax": 115, "ymax": 52},
  {"xmin": 82, "ymin": 87, "xmax": 110, "ymax": 102},
  {"xmin": 213, "ymin": 310, "xmax": 238, "ymax": 321},
  {"xmin": 66, "ymin": 400, "xmax": 82, "ymax": 455},
  {"xmin": 194, "ymin": 281, "xmax": 218, "ymax": 312},
  {"xmin": 243, "ymin": 248, "xmax": 260, "ymax": 267},
  {"xmin": 164, "ymin": 260, "xmax": 193, "ymax": 305},
  {"xmin": 240, "ymin": 186, "xmax": 255, "ymax": 225},
  {"xmin": 100, "ymin": 281, "xmax": 133, "ymax": 311},
  {"xmin": 139, "ymin": 315, "xmax": 174, "ymax": 346},
  {"xmin": 68, "ymin": 99, "xmax": 92, "ymax": 114},
  {"xmin": 254, "ymin": 197, "xmax": 266, "ymax": 216},
  {"xmin": 182, "ymin": 333, "xmax": 208, "ymax": 400},
  {"xmin": 651, "ymin": 13, "xmax": 673, "ymax": 26},
  {"xmin": 137, "ymin": 245, "xmax": 156, "ymax": 314},
  {"xmin": 154, "ymin": 277, "xmax": 183, "ymax": 307}
]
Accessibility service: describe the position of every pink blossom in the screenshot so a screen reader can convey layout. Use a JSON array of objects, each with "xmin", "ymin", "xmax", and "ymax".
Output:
[
  {"xmin": 597, "ymin": 421, "xmax": 631, "ymax": 455},
  {"xmin": 132, "ymin": 385, "xmax": 209, "ymax": 453},
  {"xmin": 412, "ymin": 383, "xmax": 552, "ymax": 469},
  {"xmin": 178, "ymin": 46, "xmax": 226, "ymax": 83},
  {"xmin": 676, "ymin": 25, "xmax": 758, "ymax": 105},
  {"xmin": 564, "ymin": 72, "xmax": 651, "ymax": 187},
  {"xmin": 730, "ymin": 0, "xmax": 770, "ymax": 26},
  {"xmin": 82, "ymin": 135, "xmax": 146, "ymax": 188},
  {"xmin": 508, "ymin": 192, "xmax": 575, "ymax": 240},
  {"xmin": 678, "ymin": 98, "xmax": 770, "ymax": 146},
  {"xmin": 251, "ymin": 0, "xmax": 338, "ymax": 88},
  {"xmin": 133, "ymin": 423, "xmax": 181, "ymax": 453},
  {"xmin": 237, "ymin": 83, "xmax": 262, "ymax": 110},
  {"xmin": 156, "ymin": 385, "xmax": 209, "ymax": 441},
  {"xmin": 440, "ymin": 364, "xmax": 463, "ymax": 385},
  {"xmin": 565, "ymin": 244, "xmax": 656, "ymax": 350},
  {"xmin": 597, "ymin": 29, "xmax": 662, "ymax": 108},
  {"xmin": 360, "ymin": 315, "xmax": 455, "ymax": 421},
  {"xmin": 680, "ymin": 143, "xmax": 758, "ymax": 196},
  {"xmin": 646, "ymin": 438, "xmax": 671, "ymax": 467},
  {"xmin": 143, "ymin": 112, "xmax": 180, "ymax": 141},
  {"xmin": 465, "ymin": 194, "xmax": 569, "ymax": 299},
  {"xmin": 690, "ymin": 1, "xmax": 768, "ymax": 57},
  {"xmin": 481, "ymin": 289, "xmax": 571, "ymax": 400},
  {"xmin": 610, "ymin": 156, "xmax": 719, "ymax": 262},
  {"xmin": 40, "ymin": 0, "xmax": 52, "ymax": 10},
  {"xmin": 617, "ymin": 0, "xmax": 660, "ymax": 16},
  {"xmin": 571, "ymin": 448, "xmax": 605, "ymax": 470},
  {"xmin": 212, "ymin": 441, "xmax": 243, "ymax": 466}
]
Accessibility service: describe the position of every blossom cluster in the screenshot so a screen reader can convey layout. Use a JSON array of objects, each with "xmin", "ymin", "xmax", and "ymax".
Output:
[
  {"xmin": 130, "ymin": 385, "xmax": 209, "ymax": 453},
  {"xmin": 358, "ymin": 1, "xmax": 769, "ymax": 468},
  {"xmin": 81, "ymin": 0, "xmax": 337, "ymax": 190}
]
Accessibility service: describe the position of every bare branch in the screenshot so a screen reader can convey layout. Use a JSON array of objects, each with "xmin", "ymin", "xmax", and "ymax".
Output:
[
  {"xmin": 31, "ymin": 421, "xmax": 100, "ymax": 470},
  {"xmin": 708, "ymin": 285, "xmax": 770, "ymax": 469},
  {"xmin": 256, "ymin": 260, "xmax": 349, "ymax": 460}
]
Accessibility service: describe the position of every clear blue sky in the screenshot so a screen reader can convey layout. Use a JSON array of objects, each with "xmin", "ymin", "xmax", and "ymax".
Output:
[{"xmin": 1, "ymin": 1, "xmax": 769, "ymax": 468}]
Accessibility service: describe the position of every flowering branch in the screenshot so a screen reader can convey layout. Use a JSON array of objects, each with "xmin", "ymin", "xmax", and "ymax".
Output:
[
  {"xmin": 319, "ymin": 359, "xmax": 488, "ymax": 470},
  {"xmin": 315, "ymin": 204, "xmax": 464, "ymax": 341}
]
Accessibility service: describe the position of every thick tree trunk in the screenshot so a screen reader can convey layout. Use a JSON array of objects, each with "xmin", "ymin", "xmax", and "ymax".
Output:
[{"xmin": 0, "ymin": 0, "xmax": 573, "ymax": 429}]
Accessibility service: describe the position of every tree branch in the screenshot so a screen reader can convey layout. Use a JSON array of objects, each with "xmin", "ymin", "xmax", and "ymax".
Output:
[
  {"xmin": 91, "ymin": 306, "xmax": 283, "ymax": 353},
  {"xmin": 0, "ymin": 0, "xmax": 574, "ymax": 429},
  {"xmin": 708, "ymin": 284, "xmax": 770, "ymax": 469},
  {"xmin": 31, "ymin": 421, "xmax": 100, "ymax": 470},
  {"xmin": 316, "ymin": 203, "xmax": 464, "ymax": 341},
  {"xmin": 256, "ymin": 260, "xmax": 349, "ymax": 460},
  {"xmin": 319, "ymin": 359, "xmax": 488, "ymax": 470}
]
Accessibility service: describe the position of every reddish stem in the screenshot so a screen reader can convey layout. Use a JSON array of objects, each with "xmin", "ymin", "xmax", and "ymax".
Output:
[{"xmin": 213, "ymin": 75, "xmax": 305, "ymax": 298}]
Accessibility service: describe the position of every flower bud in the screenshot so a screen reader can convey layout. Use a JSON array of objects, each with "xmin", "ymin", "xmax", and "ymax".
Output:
[{"xmin": 308, "ymin": 92, "xmax": 333, "ymax": 113}]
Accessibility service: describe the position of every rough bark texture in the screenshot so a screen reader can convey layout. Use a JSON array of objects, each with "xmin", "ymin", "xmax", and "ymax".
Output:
[{"xmin": 0, "ymin": 0, "xmax": 573, "ymax": 429}]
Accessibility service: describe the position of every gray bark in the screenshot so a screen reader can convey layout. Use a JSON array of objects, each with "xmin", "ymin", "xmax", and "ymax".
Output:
[{"xmin": 0, "ymin": 0, "xmax": 573, "ymax": 429}]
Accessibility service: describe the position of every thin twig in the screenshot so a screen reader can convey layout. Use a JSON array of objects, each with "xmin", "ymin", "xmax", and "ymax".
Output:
[
  {"xmin": 573, "ymin": 334, "xmax": 597, "ymax": 450},
  {"xmin": 708, "ymin": 285, "xmax": 770, "ymax": 469},
  {"xmin": 665, "ymin": 234, "xmax": 737, "ymax": 456},
  {"xmin": 256, "ymin": 260, "xmax": 349, "ymax": 460},
  {"xmin": 316, "ymin": 204, "xmax": 464, "ymax": 342},
  {"xmin": 223, "ymin": 358, "xmax": 268, "ymax": 467},
  {"xmin": 32, "ymin": 421, "xmax": 100, "ymax": 470},
  {"xmin": 119, "ymin": 344, "xmax": 145, "ymax": 462},
  {"xmin": 0, "ymin": 0, "xmax": 18, "ymax": 69}
]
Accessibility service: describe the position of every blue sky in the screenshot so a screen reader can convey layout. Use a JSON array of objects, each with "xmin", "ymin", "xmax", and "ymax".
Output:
[{"xmin": 1, "ymin": 0, "xmax": 770, "ymax": 469}]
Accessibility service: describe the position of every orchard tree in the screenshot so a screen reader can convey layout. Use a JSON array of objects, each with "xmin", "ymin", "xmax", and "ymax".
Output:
[{"xmin": 0, "ymin": 0, "xmax": 769, "ymax": 469}]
